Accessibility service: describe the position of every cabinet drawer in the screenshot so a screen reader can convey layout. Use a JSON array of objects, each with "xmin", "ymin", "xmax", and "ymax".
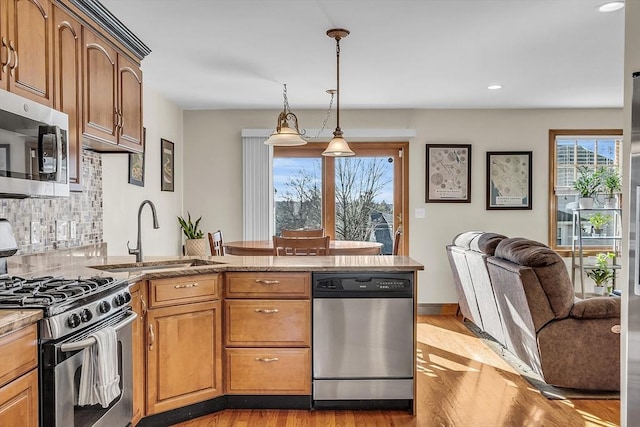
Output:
[
  {"xmin": 149, "ymin": 274, "xmax": 219, "ymax": 308},
  {"xmin": 0, "ymin": 325, "xmax": 38, "ymax": 388},
  {"xmin": 225, "ymin": 300, "xmax": 310, "ymax": 347},
  {"xmin": 225, "ymin": 272, "xmax": 310, "ymax": 298},
  {"xmin": 225, "ymin": 348, "xmax": 310, "ymax": 395}
]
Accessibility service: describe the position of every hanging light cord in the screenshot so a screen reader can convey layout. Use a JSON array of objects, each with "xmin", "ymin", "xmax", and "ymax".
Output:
[{"xmin": 310, "ymin": 91, "xmax": 334, "ymax": 139}]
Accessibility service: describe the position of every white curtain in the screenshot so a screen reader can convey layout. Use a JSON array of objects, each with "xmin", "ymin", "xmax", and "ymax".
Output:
[{"xmin": 242, "ymin": 134, "xmax": 272, "ymax": 240}]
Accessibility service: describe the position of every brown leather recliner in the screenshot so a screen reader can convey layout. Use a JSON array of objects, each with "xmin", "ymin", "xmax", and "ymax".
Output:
[{"xmin": 486, "ymin": 237, "xmax": 620, "ymax": 391}]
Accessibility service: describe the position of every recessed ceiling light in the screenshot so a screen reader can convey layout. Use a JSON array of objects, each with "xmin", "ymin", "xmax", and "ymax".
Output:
[
  {"xmin": 598, "ymin": 2, "xmax": 624, "ymax": 12},
  {"xmin": 488, "ymin": 85, "xmax": 503, "ymax": 90}
]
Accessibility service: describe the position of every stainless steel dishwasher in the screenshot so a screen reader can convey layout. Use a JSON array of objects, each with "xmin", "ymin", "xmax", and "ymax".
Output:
[{"xmin": 312, "ymin": 272, "xmax": 414, "ymax": 410}]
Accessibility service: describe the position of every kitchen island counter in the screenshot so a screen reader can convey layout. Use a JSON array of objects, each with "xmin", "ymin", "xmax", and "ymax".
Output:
[{"xmin": 7, "ymin": 250, "xmax": 423, "ymax": 282}]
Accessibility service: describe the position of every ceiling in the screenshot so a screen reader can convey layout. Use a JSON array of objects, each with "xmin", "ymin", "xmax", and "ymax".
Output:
[{"xmin": 99, "ymin": 0, "xmax": 626, "ymax": 110}]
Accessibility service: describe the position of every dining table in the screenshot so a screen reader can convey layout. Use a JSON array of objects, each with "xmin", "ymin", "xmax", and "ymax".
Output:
[{"xmin": 224, "ymin": 240, "xmax": 383, "ymax": 256}]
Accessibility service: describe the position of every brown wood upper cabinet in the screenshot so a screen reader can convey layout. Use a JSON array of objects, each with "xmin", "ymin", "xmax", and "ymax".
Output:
[
  {"xmin": 82, "ymin": 27, "xmax": 143, "ymax": 153},
  {"xmin": 52, "ymin": 4, "xmax": 82, "ymax": 188},
  {"xmin": 0, "ymin": 0, "xmax": 53, "ymax": 106}
]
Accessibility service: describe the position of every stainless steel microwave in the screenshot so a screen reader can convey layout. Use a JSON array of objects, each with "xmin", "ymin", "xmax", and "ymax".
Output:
[{"xmin": 0, "ymin": 90, "xmax": 69, "ymax": 198}]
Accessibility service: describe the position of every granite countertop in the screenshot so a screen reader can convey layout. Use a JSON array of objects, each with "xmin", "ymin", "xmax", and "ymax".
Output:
[
  {"xmin": 9, "ymin": 253, "xmax": 424, "ymax": 283},
  {"xmin": 0, "ymin": 310, "xmax": 43, "ymax": 337}
]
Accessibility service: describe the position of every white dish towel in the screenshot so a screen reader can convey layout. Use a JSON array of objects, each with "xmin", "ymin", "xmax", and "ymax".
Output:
[{"xmin": 77, "ymin": 326, "xmax": 121, "ymax": 408}]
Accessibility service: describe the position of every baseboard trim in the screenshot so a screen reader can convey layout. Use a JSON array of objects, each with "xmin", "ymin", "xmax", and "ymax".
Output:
[{"xmin": 417, "ymin": 303, "xmax": 459, "ymax": 316}]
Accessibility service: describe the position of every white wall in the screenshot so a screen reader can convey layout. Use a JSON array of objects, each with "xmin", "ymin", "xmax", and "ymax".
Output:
[
  {"xmin": 183, "ymin": 107, "xmax": 622, "ymax": 303},
  {"xmin": 102, "ymin": 86, "xmax": 184, "ymax": 257}
]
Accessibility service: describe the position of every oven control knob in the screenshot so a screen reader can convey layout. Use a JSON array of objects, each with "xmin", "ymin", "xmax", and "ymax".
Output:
[
  {"xmin": 67, "ymin": 313, "xmax": 81, "ymax": 328},
  {"xmin": 113, "ymin": 294, "xmax": 125, "ymax": 307},
  {"xmin": 98, "ymin": 300, "xmax": 111, "ymax": 314},
  {"xmin": 122, "ymin": 291, "xmax": 132, "ymax": 303},
  {"xmin": 80, "ymin": 308, "xmax": 93, "ymax": 322}
]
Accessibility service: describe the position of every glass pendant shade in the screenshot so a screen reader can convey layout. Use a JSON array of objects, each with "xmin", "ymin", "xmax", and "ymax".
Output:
[
  {"xmin": 322, "ymin": 132, "xmax": 354, "ymax": 156},
  {"xmin": 264, "ymin": 111, "xmax": 307, "ymax": 146}
]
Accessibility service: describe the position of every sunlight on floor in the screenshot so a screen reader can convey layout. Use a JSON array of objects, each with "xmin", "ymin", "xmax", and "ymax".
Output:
[{"xmin": 417, "ymin": 322, "xmax": 518, "ymax": 372}]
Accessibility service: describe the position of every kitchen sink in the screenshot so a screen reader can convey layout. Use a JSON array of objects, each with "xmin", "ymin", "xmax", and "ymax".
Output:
[{"xmin": 90, "ymin": 259, "xmax": 224, "ymax": 273}]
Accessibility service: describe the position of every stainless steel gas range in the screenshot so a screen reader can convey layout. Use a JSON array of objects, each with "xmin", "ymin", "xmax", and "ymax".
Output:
[{"xmin": 0, "ymin": 274, "xmax": 136, "ymax": 427}]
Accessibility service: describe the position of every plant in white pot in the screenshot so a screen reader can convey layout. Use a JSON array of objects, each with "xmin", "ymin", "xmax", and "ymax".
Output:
[
  {"xmin": 178, "ymin": 212, "xmax": 206, "ymax": 256},
  {"xmin": 573, "ymin": 166, "xmax": 601, "ymax": 209},
  {"xmin": 585, "ymin": 252, "xmax": 615, "ymax": 295},
  {"xmin": 599, "ymin": 167, "xmax": 622, "ymax": 208}
]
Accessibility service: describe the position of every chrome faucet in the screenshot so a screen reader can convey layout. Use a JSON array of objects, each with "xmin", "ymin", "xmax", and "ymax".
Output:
[{"xmin": 127, "ymin": 200, "xmax": 160, "ymax": 263}]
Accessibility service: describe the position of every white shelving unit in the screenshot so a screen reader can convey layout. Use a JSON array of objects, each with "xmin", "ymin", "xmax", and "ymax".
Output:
[{"xmin": 571, "ymin": 208, "xmax": 622, "ymax": 298}]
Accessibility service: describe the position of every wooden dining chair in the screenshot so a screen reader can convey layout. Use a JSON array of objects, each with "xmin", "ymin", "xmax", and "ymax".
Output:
[
  {"xmin": 208, "ymin": 230, "xmax": 225, "ymax": 256},
  {"xmin": 273, "ymin": 236, "xmax": 330, "ymax": 256},
  {"xmin": 281, "ymin": 228, "xmax": 324, "ymax": 237},
  {"xmin": 393, "ymin": 226, "xmax": 403, "ymax": 255}
]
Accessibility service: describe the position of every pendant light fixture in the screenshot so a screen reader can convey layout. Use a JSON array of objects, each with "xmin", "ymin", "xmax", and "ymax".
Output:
[
  {"xmin": 264, "ymin": 84, "xmax": 307, "ymax": 146},
  {"xmin": 322, "ymin": 28, "xmax": 355, "ymax": 157}
]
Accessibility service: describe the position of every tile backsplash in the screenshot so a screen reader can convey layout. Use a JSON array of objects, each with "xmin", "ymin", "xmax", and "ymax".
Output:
[{"xmin": 0, "ymin": 149, "xmax": 103, "ymax": 255}]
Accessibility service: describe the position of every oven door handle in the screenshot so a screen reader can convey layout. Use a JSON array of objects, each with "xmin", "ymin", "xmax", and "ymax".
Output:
[{"xmin": 59, "ymin": 311, "xmax": 138, "ymax": 353}]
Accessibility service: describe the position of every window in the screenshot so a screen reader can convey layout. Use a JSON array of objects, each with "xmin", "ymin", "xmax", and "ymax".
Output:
[
  {"xmin": 548, "ymin": 129, "xmax": 622, "ymax": 255},
  {"xmin": 273, "ymin": 142, "xmax": 408, "ymax": 255}
]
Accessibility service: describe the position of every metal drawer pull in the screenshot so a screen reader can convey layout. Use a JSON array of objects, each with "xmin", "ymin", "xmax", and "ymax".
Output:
[
  {"xmin": 255, "ymin": 279, "xmax": 279, "ymax": 285},
  {"xmin": 59, "ymin": 311, "xmax": 137, "ymax": 352},
  {"xmin": 174, "ymin": 283, "xmax": 199, "ymax": 289},
  {"xmin": 254, "ymin": 308, "xmax": 279, "ymax": 314},
  {"xmin": 1, "ymin": 37, "xmax": 11, "ymax": 72},
  {"xmin": 255, "ymin": 357, "xmax": 279, "ymax": 362}
]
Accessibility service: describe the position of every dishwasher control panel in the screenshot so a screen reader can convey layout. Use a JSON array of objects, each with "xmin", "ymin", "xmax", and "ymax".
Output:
[{"xmin": 313, "ymin": 272, "xmax": 413, "ymax": 297}]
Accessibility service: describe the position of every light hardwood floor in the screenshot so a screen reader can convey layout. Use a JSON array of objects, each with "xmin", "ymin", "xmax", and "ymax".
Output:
[{"xmin": 173, "ymin": 315, "xmax": 619, "ymax": 427}]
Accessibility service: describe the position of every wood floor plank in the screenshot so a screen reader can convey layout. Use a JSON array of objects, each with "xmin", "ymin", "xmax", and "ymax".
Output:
[{"xmin": 172, "ymin": 315, "xmax": 620, "ymax": 427}]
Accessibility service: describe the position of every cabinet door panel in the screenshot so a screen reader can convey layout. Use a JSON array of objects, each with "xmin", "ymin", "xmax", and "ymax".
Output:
[
  {"xmin": 9, "ymin": 0, "xmax": 52, "ymax": 105},
  {"xmin": 146, "ymin": 300, "xmax": 222, "ymax": 415},
  {"xmin": 0, "ymin": 369, "xmax": 38, "ymax": 426},
  {"xmin": 225, "ymin": 300, "xmax": 310, "ymax": 347},
  {"xmin": 82, "ymin": 28, "xmax": 117, "ymax": 144},
  {"xmin": 0, "ymin": 324, "xmax": 37, "ymax": 388},
  {"xmin": 117, "ymin": 54, "xmax": 143, "ymax": 152},
  {"xmin": 53, "ymin": 5, "xmax": 82, "ymax": 188}
]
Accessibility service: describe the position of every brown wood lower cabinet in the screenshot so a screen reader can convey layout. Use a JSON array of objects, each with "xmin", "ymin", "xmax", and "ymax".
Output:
[
  {"xmin": 0, "ymin": 369, "xmax": 39, "ymax": 426},
  {"xmin": 224, "ymin": 272, "xmax": 312, "ymax": 397},
  {"xmin": 130, "ymin": 281, "xmax": 146, "ymax": 426},
  {"xmin": 146, "ymin": 299, "xmax": 223, "ymax": 415},
  {"xmin": 225, "ymin": 348, "xmax": 311, "ymax": 395},
  {"xmin": 0, "ymin": 324, "xmax": 39, "ymax": 427}
]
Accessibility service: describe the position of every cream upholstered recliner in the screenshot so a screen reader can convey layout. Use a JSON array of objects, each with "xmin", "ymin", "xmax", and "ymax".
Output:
[
  {"xmin": 486, "ymin": 237, "xmax": 620, "ymax": 391},
  {"xmin": 446, "ymin": 231, "xmax": 508, "ymax": 343}
]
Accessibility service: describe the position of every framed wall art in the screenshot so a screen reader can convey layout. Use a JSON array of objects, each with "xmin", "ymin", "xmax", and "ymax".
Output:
[
  {"xmin": 128, "ymin": 128, "xmax": 145, "ymax": 187},
  {"xmin": 425, "ymin": 144, "xmax": 471, "ymax": 203},
  {"xmin": 161, "ymin": 138, "xmax": 174, "ymax": 192},
  {"xmin": 486, "ymin": 151, "xmax": 532, "ymax": 210}
]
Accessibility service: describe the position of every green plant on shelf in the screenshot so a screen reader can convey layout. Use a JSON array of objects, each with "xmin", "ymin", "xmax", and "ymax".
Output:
[
  {"xmin": 588, "ymin": 212, "xmax": 612, "ymax": 234},
  {"xmin": 573, "ymin": 166, "xmax": 601, "ymax": 198},
  {"xmin": 585, "ymin": 252, "xmax": 616, "ymax": 292}
]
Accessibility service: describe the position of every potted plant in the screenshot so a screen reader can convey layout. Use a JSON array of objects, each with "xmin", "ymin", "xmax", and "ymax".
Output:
[
  {"xmin": 599, "ymin": 168, "xmax": 622, "ymax": 208},
  {"xmin": 177, "ymin": 212, "xmax": 206, "ymax": 256},
  {"xmin": 573, "ymin": 166, "xmax": 601, "ymax": 209},
  {"xmin": 588, "ymin": 212, "xmax": 612, "ymax": 236},
  {"xmin": 585, "ymin": 252, "xmax": 615, "ymax": 295}
]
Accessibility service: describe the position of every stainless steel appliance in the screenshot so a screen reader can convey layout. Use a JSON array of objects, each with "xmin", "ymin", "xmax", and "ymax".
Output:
[
  {"xmin": 0, "ymin": 275, "xmax": 135, "ymax": 427},
  {"xmin": 312, "ymin": 272, "xmax": 414, "ymax": 410},
  {"xmin": 0, "ymin": 89, "xmax": 69, "ymax": 198},
  {"xmin": 627, "ymin": 72, "xmax": 640, "ymax": 424}
]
